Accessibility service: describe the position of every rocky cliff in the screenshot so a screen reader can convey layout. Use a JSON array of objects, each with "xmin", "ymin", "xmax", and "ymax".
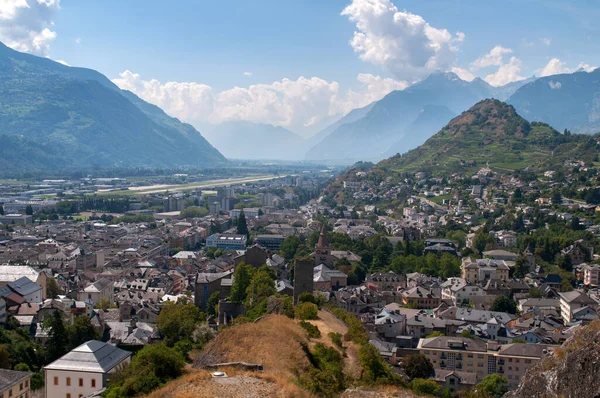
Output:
[{"xmin": 506, "ymin": 321, "xmax": 600, "ymax": 398}]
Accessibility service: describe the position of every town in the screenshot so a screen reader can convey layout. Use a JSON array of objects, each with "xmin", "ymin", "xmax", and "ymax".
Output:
[{"xmin": 0, "ymin": 156, "xmax": 598, "ymax": 397}]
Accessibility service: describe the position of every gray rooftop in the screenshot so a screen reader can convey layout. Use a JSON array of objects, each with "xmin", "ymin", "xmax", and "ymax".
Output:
[
  {"xmin": 44, "ymin": 340, "xmax": 131, "ymax": 373},
  {"xmin": 0, "ymin": 369, "xmax": 31, "ymax": 390}
]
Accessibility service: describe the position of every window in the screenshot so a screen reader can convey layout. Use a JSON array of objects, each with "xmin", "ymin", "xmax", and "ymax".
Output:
[
  {"xmin": 9, "ymin": 388, "xmax": 12, "ymax": 397},
  {"xmin": 54, "ymin": 377, "xmax": 59, "ymax": 386},
  {"xmin": 67, "ymin": 394, "xmax": 71, "ymax": 398},
  {"xmin": 91, "ymin": 379, "xmax": 96, "ymax": 388},
  {"xmin": 79, "ymin": 378, "xmax": 83, "ymax": 387},
  {"xmin": 25, "ymin": 380, "xmax": 28, "ymax": 388},
  {"xmin": 66, "ymin": 377, "xmax": 71, "ymax": 386},
  {"xmin": 20, "ymin": 383, "xmax": 23, "ymax": 390}
]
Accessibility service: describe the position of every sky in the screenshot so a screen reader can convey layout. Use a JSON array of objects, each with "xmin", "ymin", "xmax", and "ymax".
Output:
[{"xmin": 1, "ymin": 0, "xmax": 599, "ymax": 137}]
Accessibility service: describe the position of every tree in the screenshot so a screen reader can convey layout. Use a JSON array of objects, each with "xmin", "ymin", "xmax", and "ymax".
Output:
[
  {"xmin": 426, "ymin": 331, "xmax": 444, "ymax": 338},
  {"xmin": 229, "ymin": 263, "xmax": 253, "ymax": 303},
  {"xmin": 68, "ymin": 315, "xmax": 100, "ymax": 348},
  {"xmin": 556, "ymin": 254, "xmax": 573, "ymax": 272},
  {"xmin": 460, "ymin": 329, "xmax": 475, "ymax": 339},
  {"xmin": 476, "ymin": 374, "xmax": 508, "ymax": 398},
  {"xmin": 402, "ymin": 353, "xmax": 434, "ymax": 379},
  {"xmin": 0, "ymin": 345, "xmax": 10, "ymax": 369},
  {"xmin": 206, "ymin": 291, "xmax": 221, "ymax": 318},
  {"xmin": 44, "ymin": 311, "xmax": 69, "ymax": 361},
  {"xmin": 280, "ymin": 235, "xmax": 301, "ymax": 261},
  {"xmin": 0, "ymin": 205, "xmax": 3, "ymax": 215},
  {"xmin": 490, "ymin": 295, "xmax": 517, "ymax": 314},
  {"xmin": 95, "ymin": 298, "xmax": 112, "ymax": 310},
  {"xmin": 528, "ymin": 287, "xmax": 543, "ymax": 298},
  {"xmin": 25, "ymin": 205, "xmax": 33, "ymax": 216},
  {"xmin": 245, "ymin": 267, "xmax": 276, "ymax": 306},
  {"xmin": 157, "ymin": 302, "xmax": 204, "ymax": 347},
  {"xmin": 106, "ymin": 343, "xmax": 185, "ymax": 396},
  {"xmin": 512, "ymin": 256, "xmax": 530, "ymax": 278},
  {"xmin": 46, "ymin": 278, "xmax": 62, "ymax": 299},
  {"xmin": 180, "ymin": 206, "xmax": 209, "ymax": 218},
  {"xmin": 358, "ymin": 342, "xmax": 397, "ymax": 385},
  {"xmin": 237, "ymin": 211, "xmax": 249, "ymax": 237}
]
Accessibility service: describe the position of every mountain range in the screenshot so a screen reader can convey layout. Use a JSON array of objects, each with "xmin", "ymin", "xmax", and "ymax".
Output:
[
  {"xmin": 304, "ymin": 72, "xmax": 531, "ymax": 162},
  {"xmin": 0, "ymin": 42, "xmax": 226, "ymax": 172}
]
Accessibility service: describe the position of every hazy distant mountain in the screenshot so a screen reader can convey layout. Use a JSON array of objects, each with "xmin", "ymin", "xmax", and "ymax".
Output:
[
  {"xmin": 508, "ymin": 68, "xmax": 600, "ymax": 134},
  {"xmin": 202, "ymin": 121, "xmax": 306, "ymax": 160},
  {"xmin": 0, "ymin": 42, "xmax": 226, "ymax": 172},
  {"xmin": 382, "ymin": 104, "xmax": 456, "ymax": 157},
  {"xmin": 305, "ymin": 71, "xmax": 524, "ymax": 162}
]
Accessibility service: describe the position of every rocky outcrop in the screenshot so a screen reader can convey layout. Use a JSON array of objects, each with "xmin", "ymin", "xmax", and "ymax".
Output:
[{"xmin": 506, "ymin": 321, "xmax": 600, "ymax": 398}]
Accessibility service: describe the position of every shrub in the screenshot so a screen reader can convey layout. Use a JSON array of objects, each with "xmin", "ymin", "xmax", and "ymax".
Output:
[
  {"xmin": 402, "ymin": 354, "xmax": 434, "ymax": 380},
  {"xmin": 409, "ymin": 378, "xmax": 441, "ymax": 395},
  {"xmin": 299, "ymin": 321, "xmax": 321, "ymax": 339},
  {"xmin": 329, "ymin": 332, "xmax": 343, "ymax": 349},
  {"xmin": 295, "ymin": 302, "xmax": 319, "ymax": 320}
]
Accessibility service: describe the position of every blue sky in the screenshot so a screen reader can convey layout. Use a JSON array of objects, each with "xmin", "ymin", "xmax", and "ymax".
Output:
[{"xmin": 1, "ymin": 0, "xmax": 600, "ymax": 135}]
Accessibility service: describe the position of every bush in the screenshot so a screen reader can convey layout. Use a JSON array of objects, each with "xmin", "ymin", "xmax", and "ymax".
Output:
[
  {"xmin": 328, "ymin": 306, "xmax": 369, "ymax": 344},
  {"xmin": 295, "ymin": 302, "xmax": 319, "ymax": 320},
  {"xmin": 358, "ymin": 343, "xmax": 398, "ymax": 385},
  {"xmin": 402, "ymin": 354, "xmax": 434, "ymax": 380},
  {"xmin": 409, "ymin": 378, "xmax": 441, "ymax": 395},
  {"xmin": 299, "ymin": 321, "xmax": 321, "ymax": 339},
  {"xmin": 298, "ymin": 343, "xmax": 345, "ymax": 397},
  {"xmin": 329, "ymin": 332, "xmax": 343, "ymax": 349}
]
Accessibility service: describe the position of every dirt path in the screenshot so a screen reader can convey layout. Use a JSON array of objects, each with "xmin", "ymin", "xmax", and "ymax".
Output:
[{"xmin": 302, "ymin": 310, "xmax": 363, "ymax": 381}]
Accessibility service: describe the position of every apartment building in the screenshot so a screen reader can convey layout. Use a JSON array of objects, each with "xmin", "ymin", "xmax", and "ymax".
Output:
[
  {"xmin": 583, "ymin": 263, "xmax": 600, "ymax": 286},
  {"xmin": 417, "ymin": 336, "xmax": 554, "ymax": 389},
  {"xmin": 558, "ymin": 290, "xmax": 598, "ymax": 325},
  {"xmin": 461, "ymin": 258, "xmax": 510, "ymax": 284},
  {"xmin": 205, "ymin": 234, "xmax": 247, "ymax": 251},
  {"xmin": 0, "ymin": 369, "xmax": 31, "ymax": 398}
]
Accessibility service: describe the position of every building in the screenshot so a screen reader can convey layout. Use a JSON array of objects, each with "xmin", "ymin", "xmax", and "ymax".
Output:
[
  {"xmin": 194, "ymin": 270, "xmax": 233, "ymax": 311},
  {"xmin": 293, "ymin": 258, "xmax": 314, "ymax": 304},
  {"xmin": 0, "ymin": 215, "xmax": 33, "ymax": 225},
  {"xmin": 441, "ymin": 278, "xmax": 484, "ymax": 306},
  {"xmin": 0, "ymin": 277, "xmax": 42, "ymax": 304},
  {"xmin": 0, "ymin": 369, "xmax": 31, "ymax": 398},
  {"xmin": 366, "ymin": 271, "xmax": 406, "ymax": 291},
  {"xmin": 583, "ymin": 263, "xmax": 600, "ymax": 286},
  {"xmin": 0, "ymin": 265, "xmax": 47, "ymax": 299},
  {"xmin": 163, "ymin": 195, "xmax": 185, "ymax": 212},
  {"xmin": 0, "ymin": 298, "xmax": 5, "ymax": 324},
  {"xmin": 229, "ymin": 208, "xmax": 261, "ymax": 219},
  {"xmin": 255, "ymin": 235, "xmax": 286, "ymax": 251},
  {"xmin": 424, "ymin": 239, "xmax": 457, "ymax": 256},
  {"xmin": 313, "ymin": 264, "xmax": 348, "ymax": 291},
  {"xmin": 77, "ymin": 278, "xmax": 114, "ymax": 307},
  {"xmin": 44, "ymin": 340, "xmax": 131, "ymax": 398},
  {"xmin": 401, "ymin": 287, "xmax": 440, "ymax": 309},
  {"xmin": 417, "ymin": 336, "xmax": 555, "ymax": 389},
  {"xmin": 558, "ymin": 290, "xmax": 598, "ymax": 325},
  {"xmin": 205, "ymin": 234, "xmax": 247, "ymax": 251},
  {"xmin": 461, "ymin": 258, "xmax": 510, "ymax": 284},
  {"xmin": 314, "ymin": 224, "xmax": 334, "ymax": 267}
]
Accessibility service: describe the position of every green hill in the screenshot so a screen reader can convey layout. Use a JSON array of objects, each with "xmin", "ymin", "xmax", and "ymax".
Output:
[
  {"xmin": 377, "ymin": 99, "xmax": 599, "ymax": 176},
  {"xmin": 0, "ymin": 42, "xmax": 227, "ymax": 173}
]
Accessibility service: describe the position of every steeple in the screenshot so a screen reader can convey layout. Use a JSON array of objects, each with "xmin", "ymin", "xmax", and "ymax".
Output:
[{"xmin": 317, "ymin": 223, "xmax": 329, "ymax": 249}]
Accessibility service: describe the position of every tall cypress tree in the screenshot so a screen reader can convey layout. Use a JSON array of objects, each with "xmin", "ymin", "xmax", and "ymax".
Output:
[{"xmin": 237, "ymin": 210, "xmax": 249, "ymax": 238}]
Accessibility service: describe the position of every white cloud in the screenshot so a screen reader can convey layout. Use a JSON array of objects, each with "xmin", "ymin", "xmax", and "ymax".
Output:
[
  {"xmin": 548, "ymin": 81, "xmax": 561, "ymax": 90},
  {"xmin": 75, "ymin": 37, "xmax": 80, "ymax": 44},
  {"xmin": 0, "ymin": 0, "xmax": 60, "ymax": 56},
  {"xmin": 537, "ymin": 57, "xmax": 597, "ymax": 77},
  {"xmin": 243, "ymin": 71, "xmax": 253, "ymax": 77},
  {"xmin": 470, "ymin": 45, "xmax": 512, "ymax": 70},
  {"xmin": 112, "ymin": 71, "xmax": 406, "ymax": 133},
  {"xmin": 483, "ymin": 56, "xmax": 524, "ymax": 86},
  {"xmin": 341, "ymin": 0, "xmax": 463, "ymax": 81},
  {"xmin": 541, "ymin": 37, "xmax": 551, "ymax": 46},
  {"xmin": 451, "ymin": 67, "xmax": 476, "ymax": 82}
]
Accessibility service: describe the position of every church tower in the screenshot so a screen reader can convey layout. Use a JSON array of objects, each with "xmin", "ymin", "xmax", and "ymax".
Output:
[{"xmin": 315, "ymin": 223, "xmax": 331, "ymax": 266}]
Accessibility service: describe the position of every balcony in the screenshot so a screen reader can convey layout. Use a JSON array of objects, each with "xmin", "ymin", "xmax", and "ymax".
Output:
[{"xmin": 498, "ymin": 359, "xmax": 505, "ymax": 365}]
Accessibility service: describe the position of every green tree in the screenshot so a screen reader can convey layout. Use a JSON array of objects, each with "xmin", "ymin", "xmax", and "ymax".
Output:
[
  {"xmin": 157, "ymin": 302, "xmax": 204, "ymax": 346},
  {"xmin": 513, "ymin": 256, "xmax": 530, "ymax": 278},
  {"xmin": 490, "ymin": 295, "xmax": 517, "ymax": 314},
  {"xmin": 25, "ymin": 205, "xmax": 33, "ymax": 215},
  {"xmin": 245, "ymin": 266, "xmax": 276, "ymax": 306},
  {"xmin": 107, "ymin": 343, "xmax": 185, "ymax": 396},
  {"xmin": 426, "ymin": 331, "xmax": 444, "ymax": 338},
  {"xmin": 476, "ymin": 374, "xmax": 509, "ymax": 398},
  {"xmin": 528, "ymin": 287, "xmax": 543, "ymax": 298},
  {"xmin": 68, "ymin": 315, "xmax": 100, "ymax": 349},
  {"xmin": 229, "ymin": 263, "xmax": 254, "ymax": 303},
  {"xmin": 46, "ymin": 278, "xmax": 62, "ymax": 299},
  {"xmin": 402, "ymin": 353, "xmax": 434, "ymax": 380},
  {"xmin": 206, "ymin": 291, "xmax": 221, "ymax": 318},
  {"xmin": 237, "ymin": 211, "xmax": 249, "ymax": 237},
  {"xmin": 359, "ymin": 343, "xmax": 397, "ymax": 385},
  {"xmin": 460, "ymin": 329, "xmax": 475, "ymax": 339},
  {"xmin": 180, "ymin": 206, "xmax": 209, "ymax": 218},
  {"xmin": 280, "ymin": 235, "xmax": 301, "ymax": 261},
  {"xmin": 0, "ymin": 345, "xmax": 11, "ymax": 369},
  {"xmin": 44, "ymin": 311, "xmax": 69, "ymax": 361}
]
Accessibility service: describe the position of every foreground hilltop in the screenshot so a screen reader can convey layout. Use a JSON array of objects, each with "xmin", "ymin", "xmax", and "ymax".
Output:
[
  {"xmin": 376, "ymin": 99, "xmax": 599, "ymax": 176},
  {"xmin": 506, "ymin": 321, "xmax": 600, "ymax": 398},
  {"xmin": 0, "ymin": 42, "xmax": 226, "ymax": 172}
]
